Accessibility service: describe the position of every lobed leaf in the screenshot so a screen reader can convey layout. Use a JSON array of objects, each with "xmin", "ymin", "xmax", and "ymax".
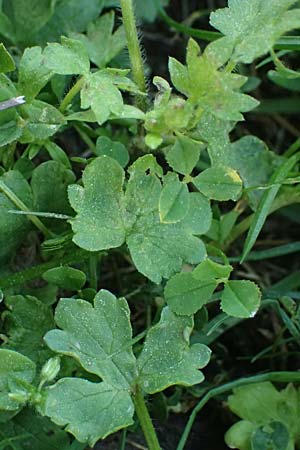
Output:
[
  {"xmin": 137, "ymin": 307, "xmax": 211, "ymax": 393},
  {"xmin": 43, "ymin": 37, "xmax": 90, "ymax": 76},
  {"xmin": 210, "ymin": 0, "xmax": 300, "ymax": 64},
  {"xmin": 69, "ymin": 156, "xmax": 208, "ymax": 283},
  {"xmin": 71, "ymin": 11, "xmax": 125, "ymax": 68},
  {"xmin": 44, "ymin": 378, "xmax": 134, "ymax": 446},
  {"xmin": 18, "ymin": 47, "xmax": 53, "ymax": 100},
  {"xmin": 44, "ymin": 290, "xmax": 137, "ymax": 389}
]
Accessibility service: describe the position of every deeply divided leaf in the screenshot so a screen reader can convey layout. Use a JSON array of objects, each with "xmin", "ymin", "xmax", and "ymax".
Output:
[{"xmin": 69, "ymin": 156, "xmax": 208, "ymax": 283}]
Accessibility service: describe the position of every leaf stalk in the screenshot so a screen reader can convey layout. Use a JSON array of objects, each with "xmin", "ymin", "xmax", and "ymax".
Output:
[{"xmin": 133, "ymin": 386, "xmax": 161, "ymax": 450}]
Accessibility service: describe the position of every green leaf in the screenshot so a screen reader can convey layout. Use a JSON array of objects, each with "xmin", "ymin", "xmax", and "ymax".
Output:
[
  {"xmin": 159, "ymin": 173, "xmax": 189, "ymax": 223},
  {"xmin": 193, "ymin": 259, "xmax": 233, "ymax": 281},
  {"xmin": 42, "ymin": 267, "xmax": 86, "ymax": 290},
  {"xmin": 18, "ymin": 46, "xmax": 53, "ymax": 101},
  {"xmin": 44, "ymin": 290, "xmax": 137, "ymax": 388},
  {"xmin": 179, "ymin": 192, "xmax": 212, "ymax": 235},
  {"xmin": 31, "ymin": 161, "xmax": 75, "ymax": 228},
  {"xmin": 225, "ymin": 420, "xmax": 255, "ymax": 450},
  {"xmin": 0, "ymin": 170, "xmax": 33, "ymax": 263},
  {"xmin": 81, "ymin": 69, "xmax": 139, "ymax": 125},
  {"xmin": 137, "ymin": 307, "xmax": 211, "ymax": 393},
  {"xmin": 228, "ymin": 382, "xmax": 281, "ymax": 424},
  {"xmin": 220, "ymin": 135, "xmax": 277, "ymax": 209},
  {"xmin": 20, "ymin": 100, "xmax": 66, "ymax": 142},
  {"xmin": 43, "ymin": 37, "xmax": 90, "ymax": 76},
  {"xmin": 193, "ymin": 166, "xmax": 243, "ymax": 201},
  {"xmin": 0, "ymin": 43, "xmax": 15, "ymax": 73},
  {"xmin": 71, "ymin": 11, "xmax": 125, "ymax": 68},
  {"xmin": 34, "ymin": 0, "xmax": 104, "ymax": 45},
  {"xmin": 3, "ymin": 295, "xmax": 54, "ymax": 366},
  {"xmin": 68, "ymin": 156, "xmax": 126, "ymax": 251},
  {"xmin": 226, "ymin": 382, "xmax": 300, "ymax": 450},
  {"xmin": 95, "ymin": 136, "xmax": 129, "ymax": 168},
  {"xmin": 4, "ymin": 0, "xmax": 56, "ymax": 42},
  {"xmin": 135, "ymin": 0, "xmax": 170, "ymax": 22},
  {"xmin": 210, "ymin": 0, "xmax": 300, "ymax": 64},
  {"xmin": 241, "ymin": 153, "xmax": 300, "ymax": 262},
  {"xmin": 44, "ymin": 141, "xmax": 71, "ymax": 169},
  {"xmin": 44, "ymin": 378, "xmax": 134, "ymax": 446},
  {"xmin": 170, "ymin": 38, "xmax": 258, "ymax": 121},
  {"xmin": 69, "ymin": 156, "xmax": 207, "ymax": 283},
  {"xmin": 0, "ymin": 349, "xmax": 35, "ymax": 418},
  {"xmin": 221, "ymin": 280, "xmax": 261, "ymax": 318},
  {"xmin": 251, "ymin": 422, "xmax": 290, "ymax": 450},
  {"xmin": 0, "ymin": 409, "xmax": 71, "ymax": 450},
  {"xmin": 0, "ymin": 75, "xmax": 21, "ymax": 146},
  {"xmin": 166, "ymin": 135, "xmax": 202, "ymax": 175},
  {"xmin": 164, "ymin": 272, "xmax": 217, "ymax": 316},
  {"xmin": 0, "ymin": 120, "xmax": 22, "ymax": 147},
  {"xmin": 0, "ymin": 11, "xmax": 15, "ymax": 43}
]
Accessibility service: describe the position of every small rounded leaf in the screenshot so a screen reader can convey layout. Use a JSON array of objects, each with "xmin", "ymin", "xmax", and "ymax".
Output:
[
  {"xmin": 42, "ymin": 267, "xmax": 86, "ymax": 291},
  {"xmin": 221, "ymin": 280, "xmax": 261, "ymax": 318}
]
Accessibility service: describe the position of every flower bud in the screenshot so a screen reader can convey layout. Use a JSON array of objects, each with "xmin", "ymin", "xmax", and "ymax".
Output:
[{"xmin": 40, "ymin": 356, "xmax": 60, "ymax": 383}]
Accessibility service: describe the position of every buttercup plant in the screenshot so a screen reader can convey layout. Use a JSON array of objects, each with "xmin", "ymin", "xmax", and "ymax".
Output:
[{"xmin": 0, "ymin": 0, "xmax": 300, "ymax": 449}]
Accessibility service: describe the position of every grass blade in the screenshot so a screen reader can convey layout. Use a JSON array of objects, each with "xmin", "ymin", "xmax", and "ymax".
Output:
[{"xmin": 241, "ymin": 153, "xmax": 300, "ymax": 262}]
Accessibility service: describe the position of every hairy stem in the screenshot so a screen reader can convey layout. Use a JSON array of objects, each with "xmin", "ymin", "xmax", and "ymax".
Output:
[
  {"xmin": 133, "ymin": 386, "xmax": 161, "ymax": 450},
  {"xmin": 120, "ymin": 0, "xmax": 147, "ymax": 110},
  {"xmin": 59, "ymin": 76, "xmax": 85, "ymax": 113}
]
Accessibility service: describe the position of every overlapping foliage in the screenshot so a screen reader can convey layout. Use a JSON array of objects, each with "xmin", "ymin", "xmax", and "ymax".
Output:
[{"xmin": 0, "ymin": 0, "xmax": 300, "ymax": 449}]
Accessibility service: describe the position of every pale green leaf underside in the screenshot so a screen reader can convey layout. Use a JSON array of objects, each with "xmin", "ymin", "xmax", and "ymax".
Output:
[
  {"xmin": 44, "ymin": 378, "xmax": 134, "ymax": 446},
  {"xmin": 137, "ymin": 307, "xmax": 211, "ymax": 393},
  {"xmin": 44, "ymin": 290, "xmax": 137, "ymax": 389},
  {"xmin": 69, "ymin": 156, "xmax": 208, "ymax": 283}
]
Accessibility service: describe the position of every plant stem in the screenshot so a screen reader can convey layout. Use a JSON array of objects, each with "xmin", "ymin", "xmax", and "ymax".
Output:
[
  {"xmin": 0, "ymin": 249, "xmax": 89, "ymax": 289},
  {"xmin": 133, "ymin": 386, "xmax": 161, "ymax": 450},
  {"xmin": 120, "ymin": 0, "xmax": 147, "ymax": 111},
  {"xmin": 176, "ymin": 371, "xmax": 300, "ymax": 450},
  {"xmin": 59, "ymin": 76, "xmax": 85, "ymax": 113},
  {"xmin": 0, "ymin": 180, "xmax": 52, "ymax": 238},
  {"xmin": 89, "ymin": 253, "xmax": 98, "ymax": 290},
  {"xmin": 74, "ymin": 124, "xmax": 96, "ymax": 152}
]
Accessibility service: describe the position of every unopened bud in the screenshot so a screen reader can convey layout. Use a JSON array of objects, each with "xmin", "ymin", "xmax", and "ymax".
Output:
[{"xmin": 40, "ymin": 356, "xmax": 60, "ymax": 383}]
